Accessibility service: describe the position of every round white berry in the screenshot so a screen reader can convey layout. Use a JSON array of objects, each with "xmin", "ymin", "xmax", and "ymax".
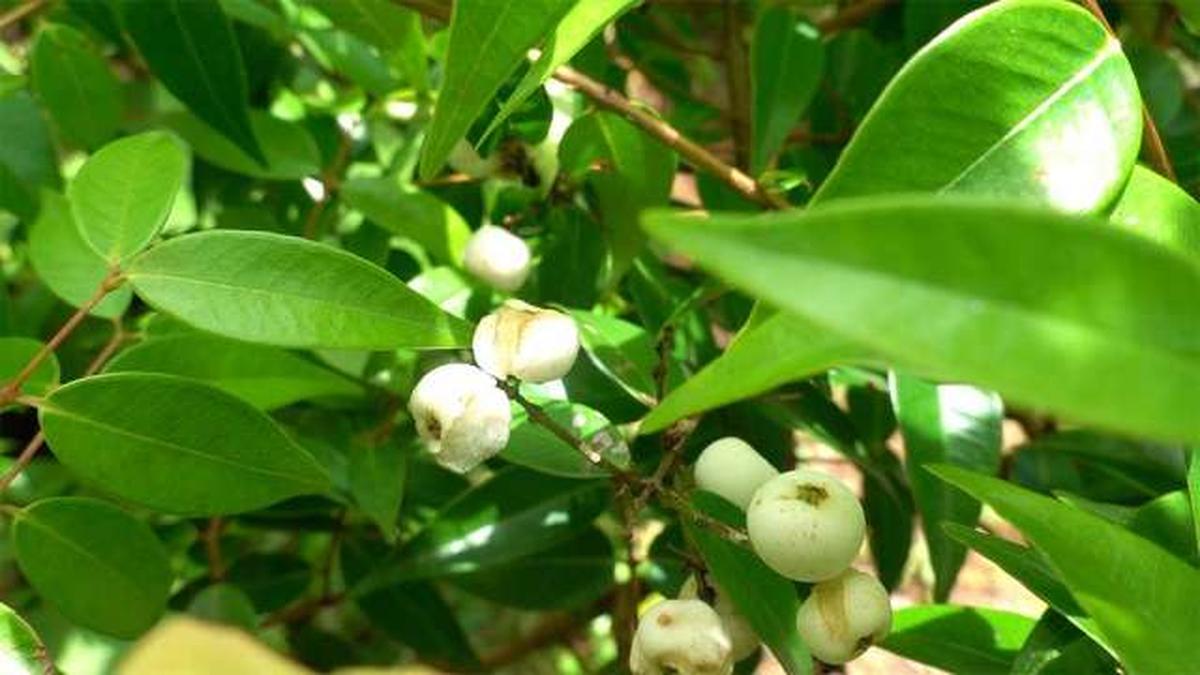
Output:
[
  {"xmin": 693, "ymin": 437, "xmax": 779, "ymax": 510},
  {"xmin": 630, "ymin": 599, "xmax": 733, "ymax": 675},
  {"xmin": 462, "ymin": 225, "xmax": 531, "ymax": 292},
  {"xmin": 678, "ymin": 576, "xmax": 759, "ymax": 663},
  {"xmin": 407, "ymin": 363, "xmax": 511, "ymax": 473},
  {"xmin": 796, "ymin": 568, "xmax": 891, "ymax": 664},
  {"xmin": 746, "ymin": 469, "xmax": 865, "ymax": 582},
  {"xmin": 472, "ymin": 300, "xmax": 580, "ymax": 383}
]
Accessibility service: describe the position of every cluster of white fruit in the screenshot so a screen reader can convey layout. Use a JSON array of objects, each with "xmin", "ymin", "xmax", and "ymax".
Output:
[
  {"xmin": 407, "ymin": 300, "xmax": 579, "ymax": 473},
  {"xmin": 631, "ymin": 437, "xmax": 892, "ymax": 673}
]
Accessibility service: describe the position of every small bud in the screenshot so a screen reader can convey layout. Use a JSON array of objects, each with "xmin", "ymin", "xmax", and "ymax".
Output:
[
  {"xmin": 693, "ymin": 437, "xmax": 779, "ymax": 510},
  {"xmin": 462, "ymin": 225, "xmax": 531, "ymax": 292},
  {"xmin": 408, "ymin": 363, "xmax": 511, "ymax": 473},
  {"xmin": 472, "ymin": 300, "xmax": 580, "ymax": 383},
  {"xmin": 630, "ymin": 599, "xmax": 733, "ymax": 675},
  {"xmin": 678, "ymin": 576, "xmax": 759, "ymax": 662},
  {"xmin": 796, "ymin": 568, "xmax": 892, "ymax": 664},
  {"xmin": 746, "ymin": 469, "xmax": 865, "ymax": 582}
]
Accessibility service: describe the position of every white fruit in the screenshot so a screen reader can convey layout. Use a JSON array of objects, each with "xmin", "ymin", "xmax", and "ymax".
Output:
[
  {"xmin": 446, "ymin": 139, "xmax": 497, "ymax": 178},
  {"xmin": 407, "ymin": 363, "xmax": 511, "ymax": 473},
  {"xmin": 678, "ymin": 576, "xmax": 759, "ymax": 662},
  {"xmin": 462, "ymin": 225, "xmax": 531, "ymax": 292},
  {"xmin": 796, "ymin": 568, "xmax": 892, "ymax": 664},
  {"xmin": 693, "ymin": 437, "xmax": 779, "ymax": 510},
  {"xmin": 630, "ymin": 599, "xmax": 733, "ymax": 675},
  {"xmin": 746, "ymin": 469, "xmax": 865, "ymax": 582},
  {"xmin": 472, "ymin": 300, "xmax": 580, "ymax": 383}
]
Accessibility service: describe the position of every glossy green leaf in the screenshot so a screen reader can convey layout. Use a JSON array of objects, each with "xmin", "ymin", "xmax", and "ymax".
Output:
[
  {"xmin": 30, "ymin": 23, "xmax": 122, "ymax": 149},
  {"xmin": 750, "ymin": 6, "xmax": 823, "ymax": 174},
  {"xmin": 687, "ymin": 492, "xmax": 810, "ymax": 675},
  {"xmin": 1011, "ymin": 609, "xmax": 1115, "ymax": 675},
  {"xmin": 0, "ymin": 603, "xmax": 49, "ymax": 675},
  {"xmin": 571, "ymin": 310, "xmax": 658, "ymax": 406},
  {"xmin": 0, "ymin": 338, "xmax": 59, "ymax": 398},
  {"xmin": 39, "ymin": 373, "xmax": 331, "ymax": 515},
  {"xmin": 12, "ymin": 497, "xmax": 170, "ymax": 638},
  {"xmin": 27, "ymin": 190, "xmax": 132, "ymax": 318},
  {"xmin": 163, "ymin": 111, "xmax": 319, "ymax": 180},
  {"xmin": 942, "ymin": 523, "xmax": 1106, "ymax": 650},
  {"xmin": 483, "ymin": 0, "xmax": 638, "ymax": 140},
  {"xmin": 104, "ymin": 334, "xmax": 360, "ymax": 409},
  {"xmin": 341, "ymin": 177, "xmax": 471, "ymax": 264},
  {"xmin": 348, "ymin": 441, "xmax": 407, "ymax": 543},
  {"xmin": 640, "ymin": 312, "xmax": 860, "ymax": 433},
  {"xmin": 1125, "ymin": 490, "xmax": 1197, "ymax": 564},
  {"xmin": 354, "ymin": 468, "xmax": 608, "ymax": 591},
  {"xmin": 890, "ymin": 374, "xmax": 1002, "ymax": 600},
  {"xmin": 934, "ymin": 464, "xmax": 1200, "ymax": 673},
  {"xmin": 643, "ymin": 196, "xmax": 1200, "ymax": 444},
  {"xmin": 503, "ymin": 400, "xmax": 626, "ymax": 478},
  {"xmin": 560, "ymin": 111, "xmax": 677, "ymax": 285},
  {"xmin": 68, "ymin": 131, "xmax": 188, "ymax": 263},
  {"xmin": 451, "ymin": 527, "xmax": 613, "ymax": 610},
  {"xmin": 126, "ymin": 230, "xmax": 471, "ymax": 349},
  {"xmin": 417, "ymin": 0, "xmax": 575, "ymax": 179},
  {"xmin": 814, "ymin": 0, "xmax": 1141, "ymax": 214},
  {"xmin": 121, "ymin": 0, "xmax": 265, "ymax": 163},
  {"xmin": 1110, "ymin": 165, "xmax": 1200, "ymax": 258},
  {"xmin": 880, "ymin": 604, "xmax": 1036, "ymax": 674}
]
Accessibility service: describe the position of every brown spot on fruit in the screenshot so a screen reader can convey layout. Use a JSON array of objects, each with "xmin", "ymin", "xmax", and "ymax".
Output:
[
  {"xmin": 795, "ymin": 483, "xmax": 828, "ymax": 506},
  {"xmin": 656, "ymin": 612, "xmax": 673, "ymax": 627}
]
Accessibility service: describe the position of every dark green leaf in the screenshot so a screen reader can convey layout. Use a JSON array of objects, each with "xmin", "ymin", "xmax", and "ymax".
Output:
[
  {"xmin": 12, "ymin": 497, "xmax": 170, "ymax": 638},
  {"xmin": 348, "ymin": 441, "xmax": 407, "ymax": 543},
  {"xmin": 880, "ymin": 604, "xmax": 1035, "ymax": 675},
  {"xmin": 341, "ymin": 177, "xmax": 471, "ymax": 264},
  {"xmin": 39, "ymin": 373, "xmax": 331, "ymax": 515},
  {"xmin": 104, "ymin": 334, "xmax": 360, "ymax": 409},
  {"xmin": 0, "ymin": 337, "xmax": 59, "ymax": 398},
  {"xmin": 30, "ymin": 24, "xmax": 122, "ymax": 149},
  {"xmin": 418, "ymin": 0, "xmax": 575, "ymax": 178},
  {"xmin": 226, "ymin": 553, "xmax": 312, "ymax": 613},
  {"xmin": 121, "ymin": 0, "xmax": 265, "ymax": 163},
  {"xmin": 750, "ymin": 7, "xmax": 823, "ymax": 174},
  {"xmin": 187, "ymin": 583, "xmax": 258, "ymax": 630},
  {"xmin": 126, "ymin": 230, "xmax": 471, "ymax": 350},
  {"xmin": 643, "ymin": 196, "xmax": 1200, "ymax": 444},
  {"xmin": 0, "ymin": 91, "xmax": 58, "ymax": 219},
  {"xmin": 164, "ymin": 111, "xmax": 319, "ymax": 180},
  {"xmin": 1011, "ymin": 609, "xmax": 1116, "ymax": 675},
  {"xmin": 890, "ymin": 374, "xmax": 1002, "ymax": 600}
]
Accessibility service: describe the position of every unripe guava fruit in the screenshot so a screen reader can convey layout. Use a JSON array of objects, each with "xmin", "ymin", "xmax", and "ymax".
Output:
[
  {"xmin": 796, "ymin": 567, "xmax": 891, "ymax": 664},
  {"xmin": 693, "ymin": 437, "xmax": 778, "ymax": 510},
  {"xmin": 678, "ymin": 576, "xmax": 759, "ymax": 662},
  {"xmin": 472, "ymin": 300, "xmax": 579, "ymax": 383},
  {"xmin": 746, "ymin": 469, "xmax": 865, "ymax": 581},
  {"xmin": 407, "ymin": 363, "xmax": 510, "ymax": 473},
  {"xmin": 630, "ymin": 599, "xmax": 733, "ymax": 675},
  {"xmin": 462, "ymin": 225, "xmax": 531, "ymax": 292}
]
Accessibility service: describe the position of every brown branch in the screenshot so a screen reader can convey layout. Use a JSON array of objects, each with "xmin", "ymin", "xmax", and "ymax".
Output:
[
  {"xmin": 815, "ymin": 0, "xmax": 895, "ymax": 34},
  {"xmin": 0, "ymin": 0, "xmax": 47, "ymax": 31},
  {"xmin": 0, "ymin": 270, "xmax": 123, "ymax": 406},
  {"xmin": 260, "ymin": 592, "xmax": 345, "ymax": 627},
  {"xmin": 0, "ymin": 433, "xmax": 46, "ymax": 493},
  {"xmin": 203, "ymin": 518, "xmax": 226, "ymax": 581},
  {"xmin": 1078, "ymin": 0, "xmax": 1177, "ymax": 181},
  {"xmin": 614, "ymin": 491, "xmax": 640, "ymax": 668},
  {"xmin": 723, "ymin": 0, "xmax": 751, "ymax": 169},
  {"xmin": 302, "ymin": 130, "xmax": 354, "ymax": 239}
]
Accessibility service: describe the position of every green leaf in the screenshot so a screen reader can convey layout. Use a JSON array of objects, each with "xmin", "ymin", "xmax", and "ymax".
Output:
[
  {"xmin": 126, "ymin": 230, "xmax": 471, "ymax": 350},
  {"xmin": 942, "ymin": 523, "xmax": 1106, "ymax": 650},
  {"xmin": 1125, "ymin": 490, "xmax": 1197, "ymax": 564},
  {"xmin": 38, "ymin": 373, "xmax": 331, "ymax": 515},
  {"xmin": 890, "ymin": 374, "xmax": 1002, "ymax": 600},
  {"xmin": 1011, "ymin": 610, "xmax": 1115, "ymax": 675},
  {"xmin": 861, "ymin": 449, "xmax": 915, "ymax": 590},
  {"xmin": 560, "ymin": 111, "xmax": 677, "ymax": 285},
  {"xmin": 226, "ymin": 553, "xmax": 311, "ymax": 612},
  {"xmin": 571, "ymin": 310, "xmax": 658, "ymax": 406},
  {"xmin": 104, "ymin": 334, "xmax": 361, "ymax": 409},
  {"xmin": 503, "ymin": 400, "xmax": 626, "ymax": 478},
  {"xmin": 307, "ymin": 0, "xmax": 421, "ymax": 55},
  {"xmin": 880, "ymin": 604, "xmax": 1036, "ymax": 675},
  {"xmin": 0, "ymin": 91, "xmax": 58, "ymax": 220},
  {"xmin": 187, "ymin": 583, "xmax": 258, "ymax": 630},
  {"xmin": 163, "ymin": 111, "xmax": 320, "ymax": 180},
  {"xmin": 418, "ymin": 0, "xmax": 575, "ymax": 178},
  {"xmin": 0, "ymin": 602, "xmax": 50, "ymax": 675},
  {"xmin": 640, "ymin": 312, "xmax": 860, "ymax": 433},
  {"xmin": 814, "ymin": 0, "xmax": 1141, "ymax": 214},
  {"xmin": 1110, "ymin": 165, "xmax": 1200, "ymax": 258},
  {"xmin": 353, "ymin": 468, "xmax": 608, "ymax": 591},
  {"xmin": 27, "ymin": 190, "xmax": 132, "ymax": 318},
  {"xmin": 750, "ymin": 6, "xmax": 823, "ymax": 174},
  {"xmin": 450, "ymin": 527, "xmax": 613, "ymax": 610},
  {"xmin": 686, "ymin": 492, "xmax": 810, "ymax": 675},
  {"xmin": 341, "ymin": 177, "xmax": 471, "ymax": 264},
  {"xmin": 483, "ymin": 0, "xmax": 638, "ymax": 140},
  {"xmin": 642, "ymin": 196, "xmax": 1200, "ymax": 444},
  {"xmin": 1191, "ymin": 452, "xmax": 1200, "ymax": 562},
  {"xmin": 933, "ymin": 464, "xmax": 1200, "ymax": 673},
  {"xmin": 30, "ymin": 23, "xmax": 123, "ymax": 149},
  {"xmin": 121, "ymin": 0, "xmax": 265, "ymax": 163},
  {"xmin": 11, "ymin": 497, "xmax": 170, "ymax": 638},
  {"xmin": 348, "ymin": 441, "xmax": 407, "ymax": 543},
  {"xmin": 0, "ymin": 338, "xmax": 59, "ymax": 398},
  {"xmin": 68, "ymin": 131, "xmax": 188, "ymax": 263}
]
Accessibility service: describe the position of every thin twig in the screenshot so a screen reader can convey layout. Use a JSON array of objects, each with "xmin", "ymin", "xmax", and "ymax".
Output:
[
  {"xmin": 614, "ymin": 491, "xmax": 640, "ymax": 668},
  {"xmin": 260, "ymin": 592, "xmax": 345, "ymax": 627},
  {"xmin": 0, "ymin": 433, "xmax": 46, "ymax": 493},
  {"xmin": 723, "ymin": 0, "xmax": 751, "ymax": 169},
  {"xmin": 1078, "ymin": 0, "xmax": 1177, "ymax": 181},
  {"xmin": 302, "ymin": 130, "xmax": 354, "ymax": 239},
  {"xmin": 0, "ymin": 270, "xmax": 123, "ymax": 406},
  {"xmin": 204, "ymin": 518, "xmax": 226, "ymax": 581},
  {"xmin": 0, "ymin": 0, "xmax": 46, "ymax": 31}
]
